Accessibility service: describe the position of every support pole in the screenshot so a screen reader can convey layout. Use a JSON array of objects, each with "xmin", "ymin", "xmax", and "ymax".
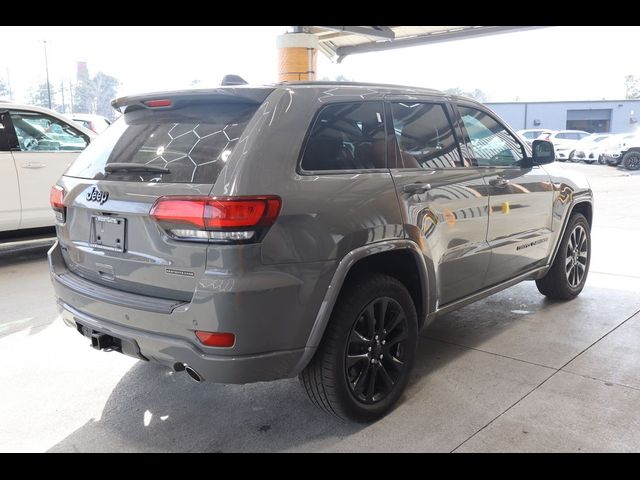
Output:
[{"xmin": 276, "ymin": 32, "xmax": 319, "ymax": 82}]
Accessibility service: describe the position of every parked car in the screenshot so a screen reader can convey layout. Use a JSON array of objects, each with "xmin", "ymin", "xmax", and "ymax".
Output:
[
  {"xmin": 67, "ymin": 113, "xmax": 111, "ymax": 134},
  {"xmin": 539, "ymin": 130, "xmax": 591, "ymax": 161},
  {"xmin": 49, "ymin": 82, "xmax": 593, "ymax": 422},
  {"xmin": 619, "ymin": 134, "xmax": 640, "ymax": 170},
  {"xmin": 0, "ymin": 102, "xmax": 95, "ymax": 232},
  {"xmin": 571, "ymin": 133, "xmax": 613, "ymax": 164},
  {"xmin": 602, "ymin": 133, "xmax": 638, "ymax": 166},
  {"xmin": 517, "ymin": 129, "xmax": 554, "ymax": 147}
]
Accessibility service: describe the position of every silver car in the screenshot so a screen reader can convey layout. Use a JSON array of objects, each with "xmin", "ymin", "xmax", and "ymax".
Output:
[{"xmin": 49, "ymin": 82, "xmax": 593, "ymax": 422}]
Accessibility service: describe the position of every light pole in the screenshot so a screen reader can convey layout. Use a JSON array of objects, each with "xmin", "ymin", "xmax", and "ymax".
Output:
[{"xmin": 42, "ymin": 40, "xmax": 52, "ymax": 109}]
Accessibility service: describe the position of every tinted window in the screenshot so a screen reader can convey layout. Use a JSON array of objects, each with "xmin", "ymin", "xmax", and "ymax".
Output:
[
  {"xmin": 10, "ymin": 110, "xmax": 88, "ymax": 152},
  {"xmin": 389, "ymin": 102, "xmax": 462, "ymax": 169},
  {"xmin": 301, "ymin": 102, "xmax": 385, "ymax": 171},
  {"xmin": 65, "ymin": 103, "xmax": 258, "ymax": 183},
  {"xmin": 459, "ymin": 106, "xmax": 523, "ymax": 167},
  {"xmin": 523, "ymin": 131, "xmax": 540, "ymax": 139}
]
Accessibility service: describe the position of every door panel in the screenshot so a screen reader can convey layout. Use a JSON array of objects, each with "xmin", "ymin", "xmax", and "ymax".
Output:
[
  {"xmin": 0, "ymin": 112, "xmax": 21, "ymax": 231},
  {"xmin": 7, "ymin": 109, "xmax": 88, "ymax": 229},
  {"xmin": 0, "ymin": 153, "xmax": 20, "ymax": 231},
  {"xmin": 455, "ymin": 103, "xmax": 554, "ymax": 286},
  {"xmin": 385, "ymin": 99, "xmax": 491, "ymax": 306},
  {"xmin": 392, "ymin": 169, "xmax": 491, "ymax": 305},
  {"xmin": 484, "ymin": 167, "xmax": 554, "ymax": 285},
  {"xmin": 12, "ymin": 151, "xmax": 80, "ymax": 228}
]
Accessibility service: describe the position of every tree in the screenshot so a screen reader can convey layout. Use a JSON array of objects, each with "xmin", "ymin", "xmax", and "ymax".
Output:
[
  {"xmin": 92, "ymin": 72, "xmax": 120, "ymax": 119},
  {"xmin": 444, "ymin": 87, "xmax": 489, "ymax": 102},
  {"xmin": 73, "ymin": 62, "xmax": 120, "ymax": 120},
  {"xmin": 28, "ymin": 82, "xmax": 54, "ymax": 109},
  {"xmin": 625, "ymin": 75, "xmax": 640, "ymax": 99},
  {"xmin": 26, "ymin": 81, "xmax": 64, "ymax": 111}
]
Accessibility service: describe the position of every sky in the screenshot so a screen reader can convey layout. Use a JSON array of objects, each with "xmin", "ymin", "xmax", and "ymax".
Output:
[{"xmin": 1, "ymin": 26, "xmax": 638, "ymax": 106}]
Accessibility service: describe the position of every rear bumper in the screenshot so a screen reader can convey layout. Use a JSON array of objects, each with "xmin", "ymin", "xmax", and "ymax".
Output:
[
  {"xmin": 49, "ymin": 241, "xmax": 334, "ymax": 383},
  {"xmin": 57, "ymin": 299, "xmax": 307, "ymax": 383}
]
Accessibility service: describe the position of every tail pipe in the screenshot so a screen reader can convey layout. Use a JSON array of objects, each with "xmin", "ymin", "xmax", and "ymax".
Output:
[{"xmin": 174, "ymin": 363, "xmax": 203, "ymax": 382}]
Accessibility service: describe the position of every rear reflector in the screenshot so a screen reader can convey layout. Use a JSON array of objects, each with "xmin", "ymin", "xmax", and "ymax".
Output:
[
  {"xmin": 50, "ymin": 185, "xmax": 65, "ymax": 222},
  {"xmin": 195, "ymin": 331, "xmax": 235, "ymax": 348},
  {"xmin": 144, "ymin": 99, "xmax": 172, "ymax": 108},
  {"xmin": 150, "ymin": 196, "xmax": 281, "ymax": 243}
]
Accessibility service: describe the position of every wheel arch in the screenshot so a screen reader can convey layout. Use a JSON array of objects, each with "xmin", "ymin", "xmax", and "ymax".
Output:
[
  {"xmin": 545, "ymin": 199, "xmax": 593, "ymax": 273},
  {"xmin": 291, "ymin": 239, "xmax": 430, "ymax": 376}
]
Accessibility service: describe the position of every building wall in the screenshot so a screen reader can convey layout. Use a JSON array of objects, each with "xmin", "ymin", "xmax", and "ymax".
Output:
[{"xmin": 485, "ymin": 100, "xmax": 640, "ymax": 134}]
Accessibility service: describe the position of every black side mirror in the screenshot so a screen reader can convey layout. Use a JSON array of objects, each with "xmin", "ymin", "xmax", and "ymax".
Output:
[{"xmin": 531, "ymin": 139, "xmax": 555, "ymax": 165}]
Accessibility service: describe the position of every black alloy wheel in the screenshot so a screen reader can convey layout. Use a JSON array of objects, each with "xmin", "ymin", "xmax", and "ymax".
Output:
[{"xmin": 345, "ymin": 297, "xmax": 408, "ymax": 405}]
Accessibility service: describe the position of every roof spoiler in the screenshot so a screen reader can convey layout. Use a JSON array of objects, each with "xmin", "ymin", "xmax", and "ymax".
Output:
[
  {"xmin": 221, "ymin": 74, "xmax": 248, "ymax": 86},
  {"xmin": 111, "ymin": 86, "xmax": 273, "ymax": 111}
]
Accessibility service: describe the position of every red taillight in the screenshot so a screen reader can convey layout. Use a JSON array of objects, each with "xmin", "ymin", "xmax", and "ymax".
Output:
[
  {"xmin": 50, "ymin": 185, "xmax": 66, "ymax": 223},
  {"xmin": 144, "ymin": 99, "xmax": 172, "ymax": 108},
  {"xmin": 150, "ymin": 196, "xmax": 282, "ymax": 243},
  {"xmin": 195, "ymin": 331, "xmax": 235, "ymax": 348},
  {"xmin": 50, "ymin": 185, "xmax": 64, "ymax": 210},
  {"xmin": 206, "ymin": 198, "xmax": 281, "ymax": 228}
]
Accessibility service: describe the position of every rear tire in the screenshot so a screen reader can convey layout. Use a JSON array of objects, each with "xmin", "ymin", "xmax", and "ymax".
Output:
[
  {"xmin": 536, "ymin": 213, "xmax": 590, "ymax": 300},
  {"xmin": 300, "ymin": 274, "xmax": 418, "ymax": 422},
  {"xmin": 622, "ymin": 151, "xmax": 640, "ymax": 171}
]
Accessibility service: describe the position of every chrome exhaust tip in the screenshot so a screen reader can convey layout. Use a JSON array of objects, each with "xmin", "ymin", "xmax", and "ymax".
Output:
[{"xmin": 184, "ymin": 365, "xmax": 203, "ymax": 382}]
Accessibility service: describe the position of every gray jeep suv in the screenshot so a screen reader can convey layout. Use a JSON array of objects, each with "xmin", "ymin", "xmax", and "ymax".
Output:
[{"xmin": 49, "ymin": 82, "xmax": 593, "ymax": 422}]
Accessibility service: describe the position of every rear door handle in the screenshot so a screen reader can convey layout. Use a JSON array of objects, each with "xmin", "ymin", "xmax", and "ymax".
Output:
[
  {"xmin": 403, "ymin": 183, "xmax": 431, "ymax": 195},
  {"xmin": 22, "ymin": 162, "xmax": 46, "ymax": 169},
  {"xmin": 489, "ymin": 176, "xmax": 510, "ymax": 188}
]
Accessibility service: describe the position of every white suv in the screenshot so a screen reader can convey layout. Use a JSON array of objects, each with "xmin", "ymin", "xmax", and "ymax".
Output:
[
  {"xmin": 539, "ymin": 130, "xmax": 591, "ymax": 161},
  {"xmin": 517, "ymin": 129, "xmax": 553, "ymax": 147},
  {"xmin": 0, "ymin": 103, "xmax": 95, "ymax": 232}
]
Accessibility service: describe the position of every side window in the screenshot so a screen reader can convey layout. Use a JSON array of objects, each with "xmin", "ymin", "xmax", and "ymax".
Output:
[
  {"xmin": 458, "ymin": 106, "xmax": 524, "ymax": 167},
  {"xmin": 389, "ymin": 102, "xmax": 462, "ymax": 169},
  {"xmin": 555, "ymin": 133, "xmax": 569, "ymax": 139},
  {"xmin": 300, "ymin": 102, "xmax": 385, "ymax": 171},
  {"xmin": 9, "ymin": 110, "xmax": 88, "ymax": 152}
]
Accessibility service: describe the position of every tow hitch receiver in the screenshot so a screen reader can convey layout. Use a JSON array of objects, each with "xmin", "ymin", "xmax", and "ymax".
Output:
[
  {"xmin": 75, "ymin": 322, "xmax": 147, "ymax": 360},
  {"xmin": 91, "ymin": 332, "xmax": 114, "ymax": 350}
]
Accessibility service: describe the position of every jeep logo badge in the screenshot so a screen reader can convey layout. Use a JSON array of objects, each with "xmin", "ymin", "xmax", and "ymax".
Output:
[{"xmin": 87, "ymin": 187, "xmax": 109, "ymax": 205}]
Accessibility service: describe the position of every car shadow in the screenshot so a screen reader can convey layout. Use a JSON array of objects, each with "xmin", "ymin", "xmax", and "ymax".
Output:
[
  {"xmin": 47, "ymin": 324, "xmax": 484, "ymax": 453},
  {"xmin": 46, "ymin": 276, "xmax": 640, "ymax": 452}
]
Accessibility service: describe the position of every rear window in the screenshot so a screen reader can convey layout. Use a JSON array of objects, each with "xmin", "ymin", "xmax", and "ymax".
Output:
[
  {"xmin": 300, "ymin": 102, "xmax": 386, "ymax": 171},
  {"xmin": 65, "ymin": 103, "xmax": 259, "ymax": 183}
]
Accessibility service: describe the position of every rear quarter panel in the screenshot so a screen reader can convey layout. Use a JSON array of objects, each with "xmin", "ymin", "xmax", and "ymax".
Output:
[{"xmin": 210, "ymin": 87, "xmax": 406, "ymax": 265}]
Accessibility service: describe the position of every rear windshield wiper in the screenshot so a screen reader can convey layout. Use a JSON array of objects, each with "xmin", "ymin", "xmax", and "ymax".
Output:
[{"xmin": 104, "ymin": 163, "xmax": 171, "ymax": 175}]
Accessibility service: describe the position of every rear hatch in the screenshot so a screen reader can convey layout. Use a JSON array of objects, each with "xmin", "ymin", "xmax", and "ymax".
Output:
[{"xmin": 56, "ymin": 92, "xmax": 268, "ymax": 301}]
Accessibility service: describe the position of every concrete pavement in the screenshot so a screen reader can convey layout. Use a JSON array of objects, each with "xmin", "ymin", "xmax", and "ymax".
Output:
[{"xmin": 1, "ymin": 163, "xmax": 639, "ymax": 452}]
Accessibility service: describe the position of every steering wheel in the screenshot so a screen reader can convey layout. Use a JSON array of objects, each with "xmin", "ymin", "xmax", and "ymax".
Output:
[{"xmin": 23, "ymin": 137, "xmax": 39, "ymax": 151}]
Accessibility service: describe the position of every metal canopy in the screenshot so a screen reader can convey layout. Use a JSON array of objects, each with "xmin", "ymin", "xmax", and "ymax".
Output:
[{"xmin": 307, "ymin": 26, "xmax": 547, "ymax": 63}]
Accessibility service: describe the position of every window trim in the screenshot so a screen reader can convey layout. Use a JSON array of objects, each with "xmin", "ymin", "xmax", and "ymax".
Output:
[
  {"xmin": 296, "ymin": 100, "xmax": 390, "ymax": 176},
  {"xmin": 385, "ymin": 100, "xmax": 466, "ymax": 171},
  {"xmin": 454, "ymin": 102, "xmax": 530, "ymax": 169},
  {"xmin": 8, "ymin": 109, "xmax": 90, "ymax": 153}
]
